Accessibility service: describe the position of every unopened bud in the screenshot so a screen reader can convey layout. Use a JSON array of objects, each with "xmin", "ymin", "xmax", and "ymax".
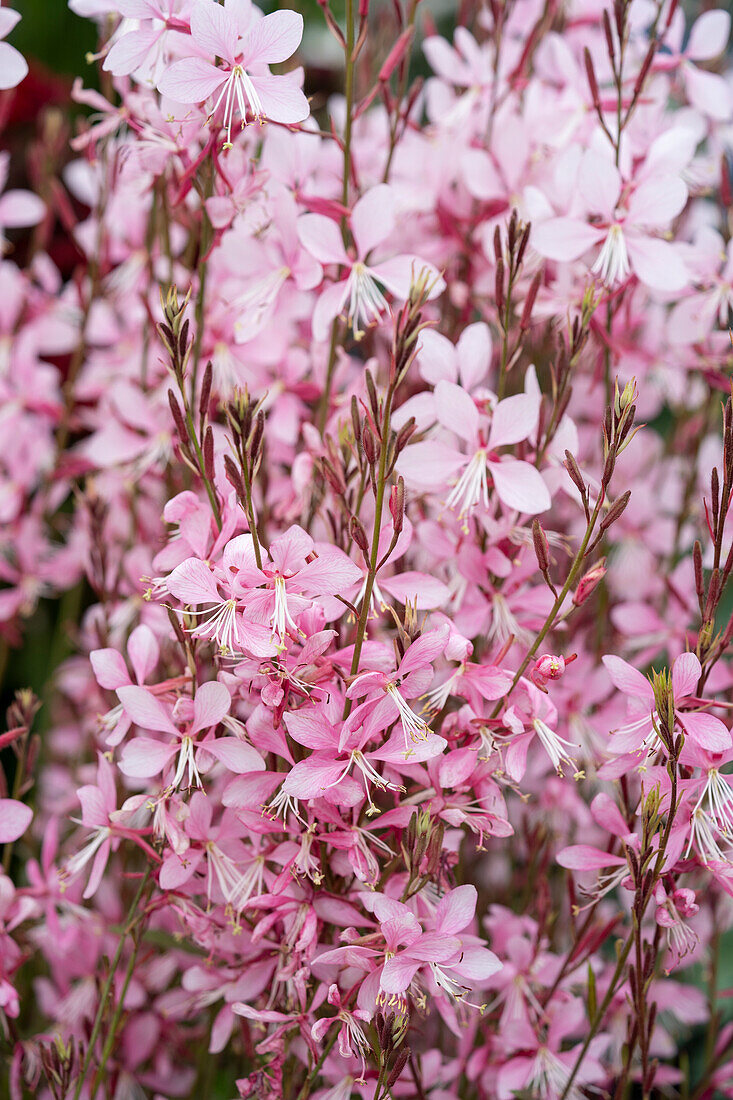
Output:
[
  {"xmin": 203, "ymin": 425, "xmax": 215, "ymax": 482},
  {"xmin": 199, "ymin": 360, "xmax": 213, "ymax": 425},
  {"xmin": 520, "ymin": 271, "xmax": 542, "ymax": 330},
  {"xmin": 386, "ymin": 1047, "xmax": 410, "ymax": 1089},
  {"xmin": 394, "ymin": 418, "xmax": 416, "ymax": 457},
  {"xmin": 389, "ymin": 478, "xmax": 405, "ymax": 534},
  {"xmin": 363, "ymin": 424, "xmax": 378, "ymax": 466},
  {"xmin": 493, "ymin": 224, "xmax": 502, "ymax": 263},
  {"xmin": 600, "ymin": 490, "xmax": 631, "ymax": 533},
  {"xmin": 350, "ymin": 395, "xmax": 362, "ymax": 446},
  {"xmin": 495, "ymin": 258, "xmax": 506, "ymax": 319},
  {"xmin": 167, "ymin": 389, "xmax": 188, "ymax": 442},
  {"xmin": 350, "ymin": 516, "xmax": 370, "ymax": 559},
  {"xmin": 573, "ymin": 560, "xmax": 606, "ymax": 606},
  {"xmin": 532, "ymin": 519, "xmax": 550, "ymax": 573},
  {"xmin": 563, "ymin": 450, "xmax": 586, "ymax": 496}
]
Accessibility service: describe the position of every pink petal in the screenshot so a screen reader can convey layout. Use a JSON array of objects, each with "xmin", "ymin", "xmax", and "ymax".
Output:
[
  {"xmin": 222, "ymin": 533, "xmax": 259, "ymax": 579},
  {"xmin": 242, "ymin": 9, "xmax": 303, "ymax": 65},
  {"xmin": 532, "ymin": 217, "xmax": 603, "ymax": 262},
  {"xmin": 407, "ymin": 932, "xmax": 461, "ymax": 962},
  {"xmin": 0, "ymin": 799, "xmax": 32, "ymax": 843},
  {"xmin": 417, "ymin": 329, "xmax": 457, "ymax": 385},
  {"xmin": 627, "ymin": 176, "xmax": 687, "ymax": 227},
  {"xmin": 683, "ymin": 64, "xmax": 733, "ymax": 120},
  {"xmin": 90, "ymin": 648, "xmax": 131, "ymax": 690},
  {"xmin": 311, "ymin": 280, "xmax": 349, "ymax": 341},
  {"xmin": 556, "ymin": 844, "xmax": 627, "ymax": 870},
  {"xmin": 671, "ymin": 651, "xmax": 701, "ymax": 700},
  {"xmin": 680, "ymin": 712, "xmax": 732, "ymax": 753},
  {"xmin": 157, "ymin": 57, "xmax": 226, "ymax": 104},
  {"xmin": 351, "ymin": 184, "xmax": 395, "ymax": 257},
  {"xmin": 252, "ymin": 70, "xmax": 310, "ymax": 125},
  {"xmin": 83, "ymin": 839, "xmax": 111, "ymax": 899},
  {"xmin": 488, "ymin": 392, "xmax": 540, "ymax": 449},
  {"xmin": 380, "ymin": 572, "xmax": 450, "ymax": 610},
  {"xmin": 297, "ymin": 549, "xmax": 361, "ymax": 595},
  {"xmin": 103, "ymin": 26, "xmax": 158, "ymax": 75},
  {"xmin": 452, "ymin": 945, "xmax": 502, "ymax": 982},
  {"xmin": 0, "ymin": 9, "xmax": 21, "ymax": 37},
  {"xmin": 434, "ymin": 380, "xmax": 479, "ymax": 445},
  {"xmin": 590, "ymin": 792, "xmax": 631, "ymax": 840},
  {"xmin": 0, "ymin": 191, "xmax": 44, "ymax": 229},
  {"xmin": 578, "ymin": 150, "xmax": 621, "ymax": 219},
  {"xmin": 489, "ymin": 458, "xmax": 550, "ymax": 514},
  {"xmin": 457, "ymin": 322, "xmax": 491, "ymax": 390},
  {"xmin": 119, "ymin": 738, "xmax": 177, "ymax": 778},
  {"xmin": 190, "ymin": 0, "xmax": 239, "ymax": 63},
  {"xmin": 435, "ymin": 884, "xmax": 476, "ymax": 934},
  {"xmin": 282, "ymin": 754, "xmax": 348, "ymax": 799},
  {"xmin": 296, "ymin": 213, "xmax": 347, "ymax": 266},
  {"xmin": 379, "ymin": 956, "xmax": 422, "ymax": 994},
  {"xmin": 370, "ymin": 255, "xmax": 444, "ymax": 300},
  {"xmin": 602, "ymin": 655, "xmax": 653, "ymax": 700},
  {"xmin": 77, "ymin": 785, "xmax": 110, "ymax": 829},
  {"xmin": 117, "ymin": 685, "xmax": 178, "ymax": 734},
  {"xmin": 0, "ymin": 42, "xmax": 27, "ymax": 90},
  {"xmin": 192, "ymin": 681, "xmax": 230, "ymax": 733},
  {"xmin": 686, "ymin": 10, "xmax": 730, "ymax": 61},
  {"xmin": 627, "ymin": 235, "xmax": 689, "ymax": 292},
  {"xmin": 396, "ymin": 440, "xmax": 465, "ymax": 491},
  {"xmin": 198, "ymin": 737, "xmax": 264, "ymax": 773},
  {"xmin": 127, "ymin": 625, "xmax": 159, "ymax": 685},
  {"xmin": 159, "ymin": 849, "xmax": 204, "ymax": 890},
  {"xmin": 167, "ymin": 557, "xmax": 221, "ymax": 605}
]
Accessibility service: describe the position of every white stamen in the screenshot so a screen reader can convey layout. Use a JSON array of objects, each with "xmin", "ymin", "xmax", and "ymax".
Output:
[
  {"xmin": 592, "ymin": 224, "xmax": 631, "ymax": 286},
  {"xmin": 446, "ymin": 450, "xmax": 489, "ymax": 525},
  {"xmin": 344, "ymin": 262, "xmax": 389, "ymax": 339}
]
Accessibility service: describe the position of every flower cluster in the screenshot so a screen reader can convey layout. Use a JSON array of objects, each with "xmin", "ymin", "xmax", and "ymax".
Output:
[{"xmin": 2, "ymin": 1, "xmax": 733, "ymax": 1097}]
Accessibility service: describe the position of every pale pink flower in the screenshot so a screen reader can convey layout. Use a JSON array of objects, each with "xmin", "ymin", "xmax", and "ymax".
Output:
[
  {"xmin": 297, "ymin": 185, "xmax": 444, "ymax": 341},
  {"xmin": 157, "ymin": 1, "xmax": 309, "ymax": 144},
  {"xmin": 397, "ymin": 385, "xmax": 550, "ymax": 519},
  {"xmin": 533, "ymin": 150, "xmax": 689, "ymax": 293}
]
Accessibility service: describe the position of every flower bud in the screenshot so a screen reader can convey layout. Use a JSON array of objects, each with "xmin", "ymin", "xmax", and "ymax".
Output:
[
  {"xmin": 572, "ymin": 560, "xmax": 606, "ymax": 606},
  {"xmin": 389, "ymin": 478, "xmax": 405, "ymax": 534}
]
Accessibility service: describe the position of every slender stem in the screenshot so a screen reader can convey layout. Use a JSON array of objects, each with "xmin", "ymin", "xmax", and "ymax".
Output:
[
  {"xmin": 559, "ymin": 932, "xmax": 634, "ymax": 1100},
  {"xmin": 341, "ymin": 0, "xmax": 355, "ymax": 213},
  {"xmin": 296, "ymin": 1025, "xmax": 342, "ymax": 1100},
  {"xmin": 89, "ymin": 893, "xmax": 150, "ymax": 1099},
  {"xmin": 72, "ymin": 866, "xmax": 153, "ymax": 1100},
  {"xmin": 183, "ymin": 398, "xmax": 222, "ymax": 531},
  {"xmin": 317, "ymin": 0, "xmax": 355, "ymax": 433},
  {"xmin": 489, "ymin": 490, "xmax": 605, "ymax": 719},
  {"xmin": 343, "ymin": 384, "xmax": 395, "ymax": 718}
]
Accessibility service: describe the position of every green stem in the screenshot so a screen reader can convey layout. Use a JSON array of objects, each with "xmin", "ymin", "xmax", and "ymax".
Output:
[
  {"xmin": 344, "ymin": 384, "xmax": 395, "ymax": 716},
  {"xmin": 89, "ymin": 900, "xmax": 149, "ymax": 1099},
  {"xmin": 489, "ymin": 490, "xmax": 605, "ymax": 719},
  {"xmin": 72, "ymin": 866, "xmax": 153, "ymax": 1100},
  {"xmin": 183, "ymin": 399, "xmax": 222, "ymax": 531},
  {"xmin": 559, "ymin": 932, "xmax": 634, "ymax": 1100},
  {"xmin": 317, "ymin": 0, "xmax": 355, "ymax": 433}
]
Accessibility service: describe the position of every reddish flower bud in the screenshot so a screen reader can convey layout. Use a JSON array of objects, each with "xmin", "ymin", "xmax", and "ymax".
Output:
[{"xmin": 573, "ymin": 560, "xmax": 606, "ymax": 606}]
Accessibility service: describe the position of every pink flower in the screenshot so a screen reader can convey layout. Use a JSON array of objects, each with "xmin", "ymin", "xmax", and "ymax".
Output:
[
  {"xmin": 157, "ymin": 1, "xmax": 309, "ymax": 145},
  {"xmin": 118, "ymin": 680, "xmax": 263, "ymax": 789},
  {"xmin": 397, "ymin": 385, "xmax": 550, "ymax": 518},
  {"xmin": 603, "ymin": 652, "xmax": 732, "ymax": 755},
  {"xmin": 533, "ymin": 150, "xmax": 689, "ymax": 293},
  {"xmin": 297, "ymin": 185, "xmax": 444, "ymax": 341}
]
